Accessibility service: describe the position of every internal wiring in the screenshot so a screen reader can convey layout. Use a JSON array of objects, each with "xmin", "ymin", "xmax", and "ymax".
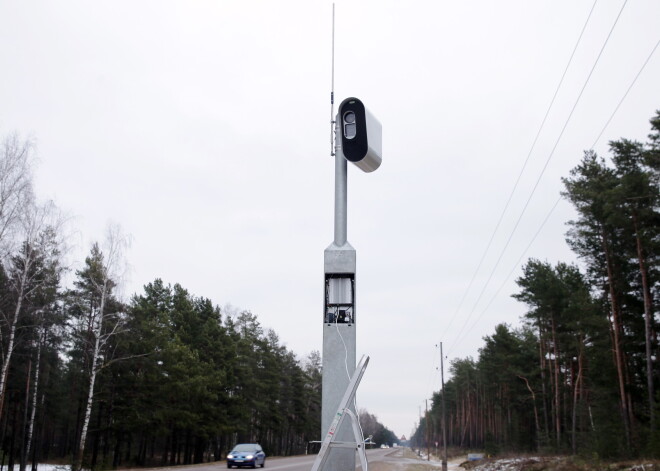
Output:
[
  {"xmin": 334, "ymin": 307, "xmax": 351, "ymax": 380},
  {"xmin": 333, "ymin": 309, "xmax": 368, "ymax": 451}
]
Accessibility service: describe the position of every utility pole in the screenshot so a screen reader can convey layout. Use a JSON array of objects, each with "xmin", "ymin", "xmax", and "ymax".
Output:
[
  {"xmin": 425, "ymin": 399, "xmax": 430, "ymax": 461},
  {"xmin": 440, "ymin": 342, "xmax": 448, "ymax": 471},
  {"xmin": 417, "ymin": 406, "xmax": 422, "ymax": 455}
]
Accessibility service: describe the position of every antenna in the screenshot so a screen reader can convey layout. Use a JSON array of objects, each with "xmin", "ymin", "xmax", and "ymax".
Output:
[{"xmin": 330, "ymin": 3, "xmax": 336, "ymax": 156}]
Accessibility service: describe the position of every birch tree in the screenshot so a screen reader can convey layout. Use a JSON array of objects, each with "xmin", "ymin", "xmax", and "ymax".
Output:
[
  {"xmin": 0, "ymin": 133, "xmax": 34, "ymax": 256},
  {"xmin": 0, "ymin": 200, "xmax": 64, "ymax": 423},
  {"xmin": 70, "ymin": 225, "xmax": 130, "ymax": 471}
]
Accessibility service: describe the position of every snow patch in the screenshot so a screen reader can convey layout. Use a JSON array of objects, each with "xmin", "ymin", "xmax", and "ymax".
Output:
[
  {"xmin": 469, "ymin": 457, "xmax": 543, "ymax": 471},
  {"xmin": 30, "ymin": 464, "xmax": 73, "ymax": 471}
]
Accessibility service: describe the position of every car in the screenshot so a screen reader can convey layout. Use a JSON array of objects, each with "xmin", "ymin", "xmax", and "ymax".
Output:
[{"xmin": 226, "ymin": 443, "xmax": 266, "ymax": 468}]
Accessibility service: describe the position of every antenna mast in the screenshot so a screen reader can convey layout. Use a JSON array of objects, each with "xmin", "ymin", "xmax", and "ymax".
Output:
[{"xmin": 330, "ymin": 3, "xmax": 336, "ymax": 156}]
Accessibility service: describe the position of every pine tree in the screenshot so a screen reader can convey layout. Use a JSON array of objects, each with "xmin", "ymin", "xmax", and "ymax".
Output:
[{"xmin": 562, "ymin": 152, "xmax": 634, "ymax": 449}]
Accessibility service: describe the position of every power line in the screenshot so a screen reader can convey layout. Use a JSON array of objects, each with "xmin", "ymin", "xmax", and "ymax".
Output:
[
  {"xmin": 448, "ymin": 14, "xmax": 659, "ymax": 356},
  {"xmin": 590, "ymin": 38, "xmax": 660, "ymax": 150},
  {"xmin": 447, "ymin": 0, "xmax": 629, "ymax": 352},
  {"xmin": 447, "ymin": 197, "xmax": 563, "ymax": 356},
  {"xmin": 438, "ymin": 0, "xmax": 598, "ymax": 343}
]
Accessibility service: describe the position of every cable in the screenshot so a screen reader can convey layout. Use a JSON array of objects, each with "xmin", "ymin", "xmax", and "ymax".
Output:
[
  {"xmin": 426, "ymin": 344, "xmax": 443, "ymax": 402},
  {"xmin": 333, "ymin": 308, "xmax": 368, "ymax": 448},
  {"xmin": 438, "ymin": 0, "xmax": 599, "ymax": 342},
  {"xmin": 424, "ymin": 344, "xmax": 441, "ymax": 399},
  {"xmin": 333, "ymin": 307, "xmax": 351, "ymax": 380},
  {"xmin": 448, "ymin": 23, "xmax": 657, "ymax": 355},
  {"xmin": 447, "ymin": 197, "xmax": 563, "ymax": 356},
  {"xmin": 448, "ymin": 0, "xmax": 629, "ymax": 351},
  {"xmin": 590, "ymin": 38, "xmax": 660, "ymax": 150}
]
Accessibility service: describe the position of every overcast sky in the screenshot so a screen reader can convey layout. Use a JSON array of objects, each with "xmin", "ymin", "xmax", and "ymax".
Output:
[{"xmin": 2, "ymin": 1, "xmax": 660, "ymax": 439}]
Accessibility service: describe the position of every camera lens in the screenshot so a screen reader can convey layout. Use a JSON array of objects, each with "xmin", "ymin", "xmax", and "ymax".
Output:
[
  {"xmin": 343, "ymin": 111, "xmax": 357, "ymax": 139},
  {"xmin": 344, "ymin": 123, "xmax": 356, "ymax": 139}
]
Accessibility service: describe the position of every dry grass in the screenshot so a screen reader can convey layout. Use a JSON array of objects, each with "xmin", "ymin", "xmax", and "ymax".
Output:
[{"xmin": 460, "ymin": 456, "xmax": 660, "ymax": 471}]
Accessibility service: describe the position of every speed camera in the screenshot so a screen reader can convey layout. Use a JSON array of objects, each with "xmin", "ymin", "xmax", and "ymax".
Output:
[{"xmin": 337, "ymin": 97, "xmax": 382, "ymax": 173}]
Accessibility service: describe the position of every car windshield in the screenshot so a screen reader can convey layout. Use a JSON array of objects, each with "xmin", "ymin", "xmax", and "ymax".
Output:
[{"xmin": 233, "ymin": 444, "xmax": 257, "ymax": 452}]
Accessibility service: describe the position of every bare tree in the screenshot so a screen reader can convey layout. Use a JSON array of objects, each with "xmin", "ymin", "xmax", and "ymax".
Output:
[
  {"xmin": 72, "ymin": 224, "xmax": 130, "ymax": 471},
  {"xmin": 0, "ymin": 133, "xmax": 35, "ymax": 256}
]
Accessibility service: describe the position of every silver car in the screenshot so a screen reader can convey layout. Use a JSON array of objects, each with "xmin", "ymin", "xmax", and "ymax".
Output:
[{"xmin": 227, "ymin": 443, "xmax": 266, "ymax": 468}]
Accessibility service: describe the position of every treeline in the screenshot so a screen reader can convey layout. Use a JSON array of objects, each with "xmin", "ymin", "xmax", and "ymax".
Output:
[
  {"xmin": 413, "ymin": 111, "xmax": 660, "ymax": 458},
  {"xmin": 0, "ymin": 133, "xmax": 322, "ymax": 470},
  {"xmin": 358, "ymin": 410, "xmax": 398, "ymax": 447}
]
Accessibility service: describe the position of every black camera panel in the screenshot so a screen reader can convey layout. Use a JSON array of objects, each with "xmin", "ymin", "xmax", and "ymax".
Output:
[{"xmin": 339, "ymin": 99, "xmax": 369, "ymax": 163}]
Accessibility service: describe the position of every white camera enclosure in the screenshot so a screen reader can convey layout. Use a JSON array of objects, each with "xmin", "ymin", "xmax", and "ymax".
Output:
[{"xmin": 337, "ymin": 97, "xmax": 382, "ymax": 172}]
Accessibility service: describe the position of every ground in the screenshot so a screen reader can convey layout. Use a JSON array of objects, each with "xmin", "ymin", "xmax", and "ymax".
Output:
[
  {"xmin": 458, "ymin": 456, "xmax": 660, "ymax": 471},
  {"xmin": 399, "ymin": 450, "xmax": 660, "ymax": 471}
]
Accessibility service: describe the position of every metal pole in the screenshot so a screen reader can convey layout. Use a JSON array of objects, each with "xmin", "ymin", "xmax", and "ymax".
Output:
[
  {"xmin": 425, "ymin": 399, "xmax": 429, "ymax": 461},
  {"xmin": 334, "ymin": 151, "xmax": 347, "ymax": 246},
  {"xmin": 418, "ymin": 406, "xmax": 422, "ymax": 454},
  {"xmin": 322, "ymin": 127, "xmax": 356, "ymax": 471},
  {"xmin": 440, "ymin": 342, "xmax": 448, "ymax": 471}
]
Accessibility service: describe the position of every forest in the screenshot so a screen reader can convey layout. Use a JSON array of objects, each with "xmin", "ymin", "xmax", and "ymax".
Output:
[
  {"xmin": 5, "ymin": 107, "xmax": 657, "ymax": 468},
  {"xmin": 0, "ymin": 132, "xmax": 396, "ymax": 471},
  {"xmin": 412, "ymin": 111, "xmax": 660, "ymax": 459}
]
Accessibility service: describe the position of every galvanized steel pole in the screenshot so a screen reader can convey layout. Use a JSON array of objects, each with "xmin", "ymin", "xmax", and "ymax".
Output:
[
  {"xmin": 322, "ymin": 145, "xmax": 356, "ymax": 471},
  {"xmin": 334, "ymin": 150, "xmax": 347, "ymax": 246}
]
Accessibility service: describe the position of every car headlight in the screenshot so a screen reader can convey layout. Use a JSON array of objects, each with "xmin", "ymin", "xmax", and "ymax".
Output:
[
  {"xmin": 246, "ymin": 455, "xmax": 254, "ymax": 460},
  {"xmin": 227, "ymin": 454, "xmax": 234, "ymax": 459}
]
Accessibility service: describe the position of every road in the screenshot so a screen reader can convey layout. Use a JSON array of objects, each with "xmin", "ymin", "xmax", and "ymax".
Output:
[
  {"xmin": 259, "ymin": 448, "xmax": 394, "ymax": 471},
  {"xmin": 255, "ymin": 447, "xmax": 463, "ymax": 471},
  {"xmin": 126, "ymin": 448, "xmax": 439, "ymax": 471}
]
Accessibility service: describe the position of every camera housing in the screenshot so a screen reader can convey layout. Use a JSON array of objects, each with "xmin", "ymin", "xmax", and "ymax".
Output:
[{"xmin": 337, "ymin": 97, "xmax": 382, "ymax": 172}]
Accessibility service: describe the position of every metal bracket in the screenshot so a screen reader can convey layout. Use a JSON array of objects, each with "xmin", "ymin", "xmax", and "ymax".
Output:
[{"xmin": 311, "ymin": 355, "xmax": 369, "ymax": 471}]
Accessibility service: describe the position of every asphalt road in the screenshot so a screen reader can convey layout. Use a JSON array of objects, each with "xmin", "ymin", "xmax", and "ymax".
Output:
[
  {"xmin": 259, "ymin": 448, "xmax": 395, "ymax": 471},
  {"xmin": 130, "ymin": 448, "xmax": 405, "ymax": 471}
]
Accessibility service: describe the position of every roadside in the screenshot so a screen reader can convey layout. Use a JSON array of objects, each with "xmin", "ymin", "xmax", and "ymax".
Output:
[
  {"xmin": 457, "ymin": 455, "xmax": 660, "ymax": 471},
  {"xmin": 387, "ymin": 449, "xmax": 660, "ymax": 471},
  {"xmin": 365, "ymin": 448, "xmax": 465, "ymax": 471}
]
